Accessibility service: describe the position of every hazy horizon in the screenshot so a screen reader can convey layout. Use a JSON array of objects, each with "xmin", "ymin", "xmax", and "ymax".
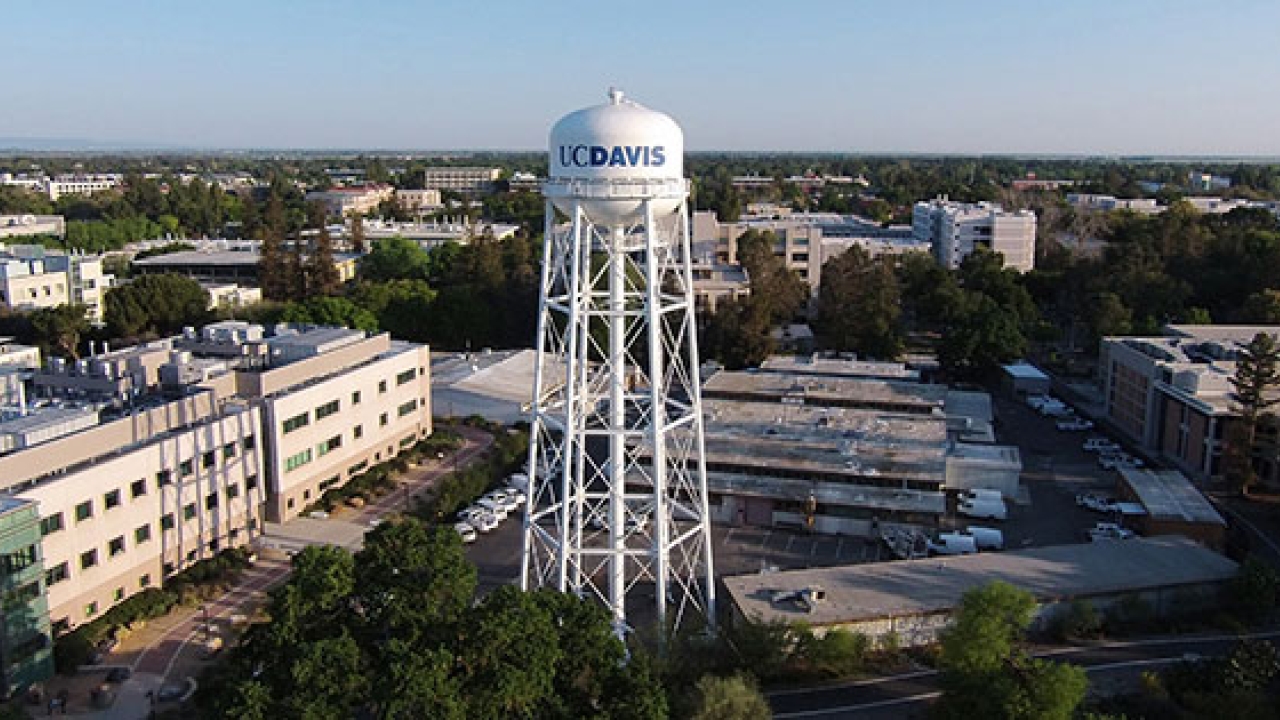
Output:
[{"xmin": 6, "ymin": 1, "xmax": 1280, "ymax": 156}]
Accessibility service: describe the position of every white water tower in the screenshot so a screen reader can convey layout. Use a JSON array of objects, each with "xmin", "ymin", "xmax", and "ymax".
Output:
[{"xmin": 521, "ymin": 89, "xmax": 716, "ymax": 636}]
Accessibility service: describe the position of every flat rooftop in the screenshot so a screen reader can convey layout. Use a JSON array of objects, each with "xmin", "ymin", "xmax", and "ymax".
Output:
[
  {"xmin": 704, "ymin": 371, "xmax": 946, "ymax": 413},
  {"xmin": 724, "ymin": 536, "xmax": 1237, "ymax": 627},
  {"xmin": 433, "ymin": 349, "xmax": 551, "ymax": 404},
  {"xmin": 1002, "ymin": 362, "xmax": 1049, "ymax": 381},
  {"xmin": 133, "ymin": 250, "xmax": 359, "ymax": 266},
  {"xmin": 760, "ymin": 355, "xmax": 919, "ymax": 381},
  {"xmin": 1118, "ymin": 468, "xmax": 1226, "ymax": 526}
]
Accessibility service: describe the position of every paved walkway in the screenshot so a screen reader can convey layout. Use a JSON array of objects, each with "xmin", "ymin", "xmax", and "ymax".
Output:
[{"xmin": 52, "ymin": 426, "xmax": 495, "ymax": 718}]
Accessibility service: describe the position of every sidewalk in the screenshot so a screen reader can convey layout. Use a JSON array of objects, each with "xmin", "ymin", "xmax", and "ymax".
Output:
[{"xmin": 46, "ymin": 427, "xmax": 494, "ymax": 718}]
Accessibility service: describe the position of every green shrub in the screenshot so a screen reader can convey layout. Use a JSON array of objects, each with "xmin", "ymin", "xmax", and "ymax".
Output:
[
  {"xmin": 803, "ymin": 628, "xmax": 870, "ymax": 677},
  {"xmin": 1048, "ymin": 600, "xmax": 1103, "ymax": 641}
]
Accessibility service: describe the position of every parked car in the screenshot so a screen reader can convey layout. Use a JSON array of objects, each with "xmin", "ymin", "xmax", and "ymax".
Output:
[
  {"xmin": 962, "ymin": 488, "xmax": 1004, "ymax": 504},
  {"xmin": 1083, "ymin": 437, "xmax": 1121, "ymax": 453},
  {"xmin": 927, "ymin": 532, "xmax": 978, "ymax": 556},
  {"xmin": 485, "ymin": 490, "xmax": 521, "ymax": 513},
  {"xmin": 963, "ymin": 526, "xmax": 1005, "ymax": 550},
  {"xmin": 1087, "ymin": 522, "xmax": 1135, "ymax": 541},
  {"xmin": 1098, "ymin": 453, "xmax": 1143, "ymax": 470},
  {"xmin": 453, "ymin": 522, "xmax": 478, "ymax": 543},
  {"xmin": 1056, "ymin": 418, "xmax": 1094, "ymax": 431},
  {"xmin": 474, "ymin": 497, "xmax": 509, "ymax": 521},
  {"xmin": 958, "ymin": 498, "xmax": 1007, "ymax": 521},
  {"xmin": 506, "ymin": 473, "xmax": 530, "ymax": 492},
  {"xmin": 105, "ymin": 667, "xmax": 131, "ymax": 683},
  {"xmin": 458, "ymin": 508, "xmax": 498, "ymax": 533},
  {"xmin": 1040, "ymin": 404, "xmax": 1075, "ymax": 418},
  {"xmin": 1076, "ymin": 493, "xmax": 1119, "ymax": 513}
]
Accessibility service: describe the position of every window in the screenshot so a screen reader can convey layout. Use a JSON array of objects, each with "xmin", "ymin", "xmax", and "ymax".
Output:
[
  {"xmin": 104, "ymin": 489, "xmax": 121, "ymax": 510},
  {"xmin": 348, "ymin": 460, "xmax": 368, "ymax": 475},
  {"xmin": 243, "ymin": 435, "xmax": 256, "ymax": 451},
  {"xmin": 114, "ymin": 587, "xmax": 125, "ymax": 601},
  {"xmin": 40, "ymin": 513, "xmax": 64, "ymax": 536},
  {"xmin": 80, "ymin": 550, "xmax": 98, "ymax": 570},
  {"xmin": 396, "ymin": 369, "xmax": 416, "ymax": 386},
  {"xmin": 135, "ymin": 524, "xmax": 152, "ymax": 544},
  {"xmin": 246, "ymin": 475, "xmax": 259, "ymax": 491},
  {"xmin": 161, "ymin": 513, "xmax": 175, "ymax": 531},
  {"xmin": 108, "ymin": 536, "xmax": 125, "ymax": 557},
  {"xmin": 205, "ymin": 492, "xmax": 219, "ymax": 510},
  {"xmin": 75, "ymin": 501, "xmax": 93, "ymax": 522},
  {"xmin": 139, "ymin": 574, "xmax": 151, "ymax": 588},
  {"xmin": 2, "ymin": 545, "xmax": 38, "ymax": 574},
  {"xmin": 351, "ymin": 391, "xmax": 361, "ymax": 405},
  {"xmin": 316, "ymin": 399, "xmax": 340, "ymax": 420},
  {"xmin": 380, "ymin": 413, "xmax": 389, "ymax": 427},
  {"xmin": 285, "ymin": 449, "xmax": 313, "ymax": 472},
  {"xmin": 223, "ymin": 442, "xmax": 237, "ymax": 460},
  {"xmin": 85, "ymin": 602, "xmax": 98, "ymax": 618},
  {"xmin": 183, "ymin": 503, "xmax": 197, "ymax": 521},
  {"xmin": 157, "ymin": 469, "xmax": 173, "ymax": 487},
  {"xmin": 45, "ymin": 562, "xmax": 69, "ymax": 586},
  {"xmin": 398, "ymin": 399, "xmax": 418, "ymax": 417},
  {"xmin": 179, "ymin": 459, "xmax": 194, "ymax": 477},
  {"xmin": 226, "ymin": 483, "xmax": 240, "ymax": 500},
  {"xmin": 283, "ymin": 412, "xmax": 310, "ymax": 434},
  {"xmin": 202, "ymin": 451, "xmax": 216, "ymax": 469},
  {"xmin": 353, "ymin": 425, "xmax": 363, "ymax": 440},
  {"xmin": 130, "ymin": 478, "xmax": 147, "ymax": 499},
  {"xmin": 378, "ymin": 380, "xmax": 388, "ymax": 394},
  {"xmin": 317, "ymin": 435, "xmax": 342, "ymax": 457}
]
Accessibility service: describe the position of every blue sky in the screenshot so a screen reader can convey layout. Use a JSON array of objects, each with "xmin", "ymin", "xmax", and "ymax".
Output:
[{"xmin": 4, "ymin": 0, "xmax": 1279, "ymax": 154}]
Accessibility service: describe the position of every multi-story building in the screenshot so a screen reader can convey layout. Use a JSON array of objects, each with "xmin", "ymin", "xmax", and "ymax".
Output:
[
  {"xmin": 912, "ymin": 198, "xmax": 1037, "ymax": 272},
  {"xmin": 131, "ymin": 248, "xmax": 359, "ymax": 286},
  {"xmin": 305, "ymin": 184, "xmax": 394, "ymax": 217},
  {"xmin": 418, "ymin": 167, "xmax": 502, "ymax": 195},
  {"xmin": 692, "ymin": 210, "xmax": 924, "ymax": 295},
  {"xmin": 1099, "ymin": 325, "xmax": 1280, "ymax": 486},
  {"xmin": 0, "ymin": 215, "xmax": 65, "ymax": 239},
  {"xmin": 0, "ymin": 246, "xmax": 113, "ymax": 322},
  {"xmin": 44, "ymin": 175, "xmax": 122, "ymax": 201},
  {"xmin": 0, "ymin": 496, "xmax": 53, "ymax": 699},
  {"xmin": 228, "ymin": 327, "xmax": 432, "ymax": 521},
  {"xmin": 394, "ymin": 188, "xmax": 443, "ymax": 214}
]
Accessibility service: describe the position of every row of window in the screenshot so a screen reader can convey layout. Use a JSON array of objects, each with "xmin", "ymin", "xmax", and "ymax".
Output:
[{"xmin": 281, "ymin": 370, "xmax": 417, "ymax": 436}]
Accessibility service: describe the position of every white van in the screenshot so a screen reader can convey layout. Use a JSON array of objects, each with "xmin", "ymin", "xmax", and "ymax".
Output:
[
  {"xmin": 962, "ymin": 488, "xmax": 1004, "ymax": 503},
  {"xmin": 958, "ymin": 498, "xmax": 1007, "ymax": 521},
  {"xmin": 963, "ymin": 526, "xmax": 1004, "ymax": 550},
  {"xmin": 928, "ymin": 533, "xmax": 978, "ymax": 556}
]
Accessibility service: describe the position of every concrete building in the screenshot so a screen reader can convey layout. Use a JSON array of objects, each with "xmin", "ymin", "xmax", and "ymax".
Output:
[
  {"xmin": 305, "ymin": 184, "xmax": 394, "ymax": 217},
  {"xmin": 1066, "ymin": 194, "xmax": 1163, "ymax": 214},
  {"xmin": 1001, "ymin": 361, "xmax": 1052, "ymax": 398},
  {"xmin": 354, "ymin": 218, "xmax": 519, "ymax": 251},
  {"xmin": 913, "ymin": 198, "xmax": 1036, "ymax": 272},
  {"xmin": 394, "ymin": 188, "xmax": 443, "ymax": 214},
  {"xmin": 44, "ymin": 175, "xmax": 121, "ymax": 201},
  {"xmin": 132, "ymin": 248, "xmax": 359, "ymax": 286},
  {"xmin": 694, "ymin": 359, "xmax": 1021, "ymax": 536},
  {"xmin": 227, "ymin": 327, "xmax": 432, "ymax": 522},
  {"xmin": 723, "ymin": 536, "xmax": 1237, "ymax": 648},
  {"xmin": 1115, "ymin": 467, "xmax": 1227, "ymax": 549},
  {"xmin": 203, "ymin": 283, "xmax": 262, "ymax": 310},
  {"xmin": 418, "ymin": 167, "xmax": 502, "ymax": 194},
  {"xmin": 431, "ymin": 348, "xmax": 561, "ymax": 425},
  {"xmin": 1188, "ymin": 171, "xmax": 1232, "ymax": 192},
  {"xmin": 0, "ymin": 496, "xmax": 54, "ymax": 699},
  {"xmin": 693, "ymin": 210, "xmax": 925, "ymax": 294},
  {"xmin": 0, "ymin": 246, "xmax": 112, "ymax": 322},
  {"xmin": 690, "ymin": 259, "xmax": 750, "ymax": 314},
  {"xmin": 1099, "ymin": 325, "xmax": 1280, "ymax": 484},
  {"xmin": 0, "ymin": 215, "xmax": 65, "ymax": 239}
]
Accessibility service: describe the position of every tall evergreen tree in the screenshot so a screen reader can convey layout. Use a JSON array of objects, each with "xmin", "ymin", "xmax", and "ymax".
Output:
[
  {"xmin": 1229, "ymin": 332, "xmax": 1280, "ymax": 493},
  {"xmin": 814, "ymin": 246, "xmax": 903, "ymax": 359},
  {"xmin": 306, "ymin": 227, "xmax": 342, "ymax": 296}
]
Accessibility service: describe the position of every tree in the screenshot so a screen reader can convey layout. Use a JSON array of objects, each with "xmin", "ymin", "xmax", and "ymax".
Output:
[
  {"xmin": 936, "ymin": 581, "xmax": 1087, "ymax": 720},
  {"xmin": 360, "ymin": 236, "xmax": 432, "ymax": 282},
  {"xmin": 281, "ymin": 296, "xmax": 378, "ymax": 332},
  {"xmin": 349, "ymin": 213, "xmax": 367, "ymax": 254},
  {"xmin": 29, "ymin": 304, "xmax": 89, "ymax": 359},
  {"xmin": 814, "ymin": 246, "xmax": 902, "ymax": 359},
  {"xmin": 259, "ymin": 191, "xmax": 290, "ymax": 301},
  {"xmin": 306, "ymin": 227, "xmax": 342, "ymax": 296},
  {"xmin": 1228, "ymin": 332, "xmax": 1280, "ymax": 493},
  {"xmin": 688, "ymin": 673, "xmax": 772, "ymax": 720},
  {"xmin": 104, "ymin": 274, "xmax": 209, "ymax": 339}
]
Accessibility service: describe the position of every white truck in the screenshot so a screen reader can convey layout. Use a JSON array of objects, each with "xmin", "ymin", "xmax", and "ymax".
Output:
[{"xmin": 958, "ymin": 497, "xmax": 1008, "ymax": 521}]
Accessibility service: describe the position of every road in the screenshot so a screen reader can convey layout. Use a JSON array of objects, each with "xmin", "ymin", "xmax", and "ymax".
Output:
[{"xmin": 768, "ymin": 630, "xmax": 1280, "ymax": 719}]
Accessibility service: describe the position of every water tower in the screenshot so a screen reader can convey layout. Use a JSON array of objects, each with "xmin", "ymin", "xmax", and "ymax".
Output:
[{"xmin": 521, "ymin": 89, "xmax": 716, "ymax": 636}]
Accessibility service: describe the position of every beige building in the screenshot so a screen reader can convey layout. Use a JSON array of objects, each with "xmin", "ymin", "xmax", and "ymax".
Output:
[
  {"xmin": 418, "ymin": 167, "xmax": 501, "ymax": 194},
  {"xmin": 912, "ymin": 198, "xmax": 1037, "ymax": 272},
  {"xmin": 1100, "ymin": 325, "xmax": 1280, "ymax": 485},
  {"xmin": 0, "ymin": 215, "xmax": 65, "ymax": 239},
  {"xmin": 394, "ymin": 188, "xmax": 443, "ymax": 214},
  {"xmin": 237, "ymin": 328, "xmax": 432, "ymax": 521},
  {"xmin": 0, "ymin": 247, "xmax": 113, "ymax": 322},
  {"xmin": 3, "ymin": 390, "xmax": 264, "ymax": 632},
  {"xmin": 305, "ymin": 184, "xmax": 394, "ymax": 217}
]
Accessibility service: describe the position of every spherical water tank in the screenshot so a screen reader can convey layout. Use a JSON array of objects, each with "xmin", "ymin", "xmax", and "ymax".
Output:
[{"xmin": 547, "ymin": 89, "xmax": 686, "ymax": 224}]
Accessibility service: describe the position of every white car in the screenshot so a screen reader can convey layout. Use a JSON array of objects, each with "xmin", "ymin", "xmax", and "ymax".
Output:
[
  {"xmin": 958, "ymin": 498, "xmax": 1007, "ymax": 521},
  {"xmin": 1076, "ymin": 493, "xmax": 1119, "ymax": 513},
  {"xmin": 1057, "ymin": 418, "xmax": 1094, "ymax": 431},
  {"xmin": 453, "ymin": 522, "xmax": 478, "ymax": 543},
  {"xmin": 458, "ymin": 508, "xmax": 498, "ymax": 533},
  {"xmin": 1083, "ymin": 437, "xmax": 1120, "ymax": 453},
  {"xmin": 1098, "ymin": 453, "xmax": 1143, "ymax": 470},
  {"xmin": 1087, "ymin": 522, "xmax": 1135, "ymax": 541},
  {"xmin": 474, "ymin": 497, "xmax": 508, "ymax": 521},
  {"xmin": 506, "ymin": 474, "xmax": 530, "ymax": 493},
  {"xmin": 485, "ymin": 490, "xmax": 521, "ymax": 513}
]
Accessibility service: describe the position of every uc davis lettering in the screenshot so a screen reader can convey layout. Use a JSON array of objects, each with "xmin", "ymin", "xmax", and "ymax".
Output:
[{"xmin": 558, "ymin": 145, "xmax": 666, "ymax": 168}]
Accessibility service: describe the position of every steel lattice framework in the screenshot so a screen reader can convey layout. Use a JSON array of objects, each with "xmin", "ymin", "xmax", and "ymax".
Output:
[{"xmin": 521, "ymin": 179, "xmax": 716, "ymax": 636}]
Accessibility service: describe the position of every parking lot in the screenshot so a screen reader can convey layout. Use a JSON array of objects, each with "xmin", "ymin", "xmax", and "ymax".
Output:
[{"xmin": 455, "ymin": 390, "xmax": 1140, "ymax": 587}]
